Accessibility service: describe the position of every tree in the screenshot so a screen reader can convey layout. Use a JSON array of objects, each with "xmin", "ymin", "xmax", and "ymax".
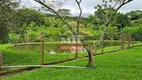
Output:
[
  {"xmin": 33, "ymin": 0, "xmax": 132, "ymax": 68},
  {"xmin": 85, "ymin": 0, "xmax": 133, "ymax": 67},
  {"xmin": 0, "ymin": 0, "xmax": 19, "ymax": 43},
  {"xmin": 95, "ymin": 8, "xmax": 115, "ymax": 25},
  {"xmin": 126, "ymin": 10, "xmax": 142, "ymax": 20},
  {"xmin": 57, "ymin": 9, "xmax": 71, "ymax": 17},
  {"xmin": 112, "ymin": 13, "xmax": 130, "ymax": 30},
  {"xmin": 13, "ymin": 9, "xmax": 49, "ymax": 34},
  {"xmin": 106, "ymin": 26, "xmax": 118, "ymax": 40},
  {"xmin": 91, "ymin": 0, "xmax": 133, "ymax": 67},
  {"xmin": 126, "ymin": 10, "xmax": 142, "ymax": 26},
  {"xmin": 87, "ymin": 15, "xmax": 101, "ymax": 26}
]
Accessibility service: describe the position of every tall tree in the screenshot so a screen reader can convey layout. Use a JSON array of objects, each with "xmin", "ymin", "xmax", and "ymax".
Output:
[
  {"xmin": 89, "ymin": 0, "xmax": 133, "ymax": 67},
  {"xmin": 0, "ymin": 0, "xmax": 19, "ymax": 43},
  {"xmin": 95, "ymin": 8, "xmax": 115, "ymax": 25},
  {"xmin": 112, "ymin": 13, "xmax": 130, "ymax": 30},
  {"xmin": 126, "ymin": 10, "xmax": 142, "ymax": 20},
  {"xmin": 33, "ymin": 0, "xmax": 133, "ymax": 68},
  {"xmin": 57, "ymin": 9, "xmax": 71, "ymax": 17}
]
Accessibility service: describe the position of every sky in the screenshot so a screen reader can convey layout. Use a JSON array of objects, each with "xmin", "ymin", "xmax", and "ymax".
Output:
[{"xmin": 20, "ymin": 0, "xmax": 142, "ymax": 17}]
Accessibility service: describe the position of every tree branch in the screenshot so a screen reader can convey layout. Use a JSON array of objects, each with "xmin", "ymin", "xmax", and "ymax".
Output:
[
  {"xmin": 75, "ymin": 0, "xmax": 82, "ymax": 35},
  {"xmin": 93, "ymin": 0, "xmax": 133, "ymax": 54},
  {"xmin": 34, "ymin": 0, "xmax": 75, "ymax": 35},
  {"xmin": 112, "ymin": 0, "xmax": 119, "ymax": 9}
]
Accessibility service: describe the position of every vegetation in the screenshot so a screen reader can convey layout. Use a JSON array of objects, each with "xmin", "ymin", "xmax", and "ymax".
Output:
[
  {"xmin": 0, "ymin": 0, "xmax": 142, "ymax": 44},
  {"xmin": 0, "ymin": 0, "xmax": 142, "ymax": 79},
  {"xmin": 122, "ymin": 24, "xmax": 142, "ymax": 41}
]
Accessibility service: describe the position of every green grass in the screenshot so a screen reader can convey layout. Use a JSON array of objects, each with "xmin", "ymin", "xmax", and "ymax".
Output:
[
  {"xmin": 97, "ymin": 45, "xmax": 120, "ymax": 53},
  {"xmin": 3, "ymin": 46, "xmax": 142, "ymax": 80}
]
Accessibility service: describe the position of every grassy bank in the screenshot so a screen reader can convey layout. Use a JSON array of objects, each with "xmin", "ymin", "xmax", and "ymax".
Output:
[
  {"xmin": 0, "ymin": 44, "xmax": 75, "ymax": 65},
  {"xmin": 0, "ymin": 41, "xmax": 141, "ymax": 66},
  {"xmin": 0, "ymin": 43, "xmax": 122, "ymax": 66}
]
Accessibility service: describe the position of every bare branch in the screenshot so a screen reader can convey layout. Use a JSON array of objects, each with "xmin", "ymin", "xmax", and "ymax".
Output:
[
  {"xmin": 75, "ymin": 0, "xmax": 82, "ymax": 35},
  {"xmin": 112, "ymin": 0, "xmax": 119, "ymax": 8},
  {"xmin": 75, "ymin": 0, "xmax": 82, "ymax": 21},
  {"xmin": 93, "ymin": 0, "xmax": 133, "ymax": 54},
  {"xmin": 106, "ymin": 0, "xmax": 133, "ymax": 26},
  {"xmin": 75, "ymin": 0, "xmax": 82, "ymax": 58},
  {"xmin": 34, "ymin": 0, "xmax": 75, "ymax": 35},
  {"xmin": 58, "ymin": 0, "xmax": 68, "ymax": 10},
  {"xmin": 75, "ymin": 0, "xmax": 82, "ymax": 4}
]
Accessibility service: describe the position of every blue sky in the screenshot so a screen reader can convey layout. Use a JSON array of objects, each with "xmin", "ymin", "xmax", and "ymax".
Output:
[{"xmin": 20, "ymin": 0, "xmax": 142, "ymax": 17}]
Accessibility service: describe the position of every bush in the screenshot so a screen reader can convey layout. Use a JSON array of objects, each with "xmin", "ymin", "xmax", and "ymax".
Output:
[
  {"xmin": 122, "ymin": 25, "xmax": 142, "ymax": 41},
  {"xmin": 106, "ymin": 26, "xmax": 119, "ymax": 40},
  {"xmin": 8, "ymin": 33, "xmax": 21, "ymax": 43},
  {"xmin": 85, "ymin": 40, "xmax": 121, "ymax": 48}
]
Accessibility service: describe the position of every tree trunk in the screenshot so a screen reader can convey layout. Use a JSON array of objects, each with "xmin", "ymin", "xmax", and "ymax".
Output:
[
  {"xmin": 82, "ymin": 41, "xmax": 96, "ymax": 68},
  {"xmin": 87, "ymin": 49, "xmax": 96, "ymax": 69}
]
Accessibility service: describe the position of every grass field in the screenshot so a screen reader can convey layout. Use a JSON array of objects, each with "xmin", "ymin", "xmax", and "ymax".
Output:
[{"xmin": 2, "ymin": 46, "xmax": 142, "ymax": 80}]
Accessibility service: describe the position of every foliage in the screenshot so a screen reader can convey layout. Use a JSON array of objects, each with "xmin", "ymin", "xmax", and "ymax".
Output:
[
  {"xmin": 126, "ymin": 10, "xmax": 142, "ymax": 20},
  {"xmin": 86, "ymin": 25, "xmax": 104, "ymax": 40},
  {"xmin": 106, "ymin": 26, "xmax": 119, "ymax": 40},
  {"xmin": 131, "ymin": 18, "xmax": 142, "ymax": 26},
  {"xmin": 122, "ymin": 25, "xmax": 142, "ymax": 41},
  {"xmin": 95, "ymin": 8, "xmax": 115, "ymax": 25},
  {"xmin": 85, "ymin": 40, "xmax": 121, "ymax": 48},
  {"xmin": 0, "ymin": 0, "xmax": 140, "ymax": 45},
  {"xmin": 57, "ymin": 9, "xmax": 71, "ymax": 17},
  {"xmin": 112, "ymin": 13, "xmax": 130, "ymax": 30},
  {"xmin": 0, "ymin": 0, "xmax": 19, "ymax": 43}
]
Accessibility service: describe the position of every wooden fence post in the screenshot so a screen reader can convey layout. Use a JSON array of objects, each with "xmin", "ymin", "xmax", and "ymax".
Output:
[
  {"xmin": 75, "ymin": 37, "xmax": 78, "ymax": 58},
  {"xmin": 41, "ymin": 32, "xmax": 44, "ymax": 65},
  {"xmin": 0, "ymin": 51, "xmax": 2, "ymax": 66},
  {"xmin": 128, "ymin": 34, "xmax": 131, "ymax": 48},
  {"xmin": 131, "ymin": 35, "xmax": 135, "ymax": 47},
  {"xmin": 121, "ymin": 34, "xmax": 125, "ymax": 50},
  {"xmin": 102, "ymin": 36, "xmax": 104, "ymax": 53}
]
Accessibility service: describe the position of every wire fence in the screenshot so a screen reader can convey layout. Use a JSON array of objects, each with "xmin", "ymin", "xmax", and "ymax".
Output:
[{"xmin": 4, "ymin": 33, "xmax": 142, "ymax": 65}]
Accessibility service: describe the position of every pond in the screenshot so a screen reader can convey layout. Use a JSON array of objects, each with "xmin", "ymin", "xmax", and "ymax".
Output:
[
  {"xmin": 9, "ymin": 40, "xmax": 124, "ymax": 54},
  {"xmin": 9, "ymin": 43, "xmax": 84, "ymax": 54}
]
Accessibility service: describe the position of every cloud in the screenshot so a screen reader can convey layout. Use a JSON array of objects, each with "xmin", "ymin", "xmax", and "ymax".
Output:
[
  {"xmin": 20, "ymin": 0, "xmax": 142, "ymax": 17},
  {"xmin": 120, "ymin": 0, "xmax": 142, "ymax": 10},
  {"xmin": 61, "ymin": 0, "xmax": 142, "ymax": 17}
]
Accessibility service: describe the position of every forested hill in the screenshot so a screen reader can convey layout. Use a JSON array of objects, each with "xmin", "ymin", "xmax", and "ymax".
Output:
[{"xmin": 0, "ymin": 1, "xmax": 142, "ymax": 43}]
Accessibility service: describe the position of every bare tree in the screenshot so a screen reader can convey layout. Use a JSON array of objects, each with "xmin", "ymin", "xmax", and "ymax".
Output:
[
  {"xmin": 85, "ymin": 0, "xmax": 133, "ymax": 67},
  {"xmin": 75, "ymin": 0, "xmax": 82, "ymax": 58},
  {"xmin": 34, "ymin": 0, "xmax": 133, "ymax": 68}
]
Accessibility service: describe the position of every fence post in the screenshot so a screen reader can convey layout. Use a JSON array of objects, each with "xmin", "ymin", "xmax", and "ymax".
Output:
[
  {"xmin": 41, "ymin": 32, "xmax": 44, "ymax": 65},
  {"xmin": 102, "ymin": 36, "xmax": 104, "ymax": 53},
  {"xmin": 128, "ymin": 34, "xmax": 131, "ymax": 48},
  {"xmin": 75, "ymin": 37, "xmax": 78, "ymax": 58},
  {"xmin": 0, "ymin": 51, "xmax": 2, "ymax": 66},
  {"xmin": 121, "ymin": 34, "xmax": 125, "ymax": 50},
  {"xmin": 131, "ymin": 35, "xmax": 135, "ymax": 47}
]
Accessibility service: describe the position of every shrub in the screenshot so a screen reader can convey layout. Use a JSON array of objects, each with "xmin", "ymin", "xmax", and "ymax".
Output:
[{"xmin": 122, "ymin": 25, "xmax": 142, "ymax": 41}]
